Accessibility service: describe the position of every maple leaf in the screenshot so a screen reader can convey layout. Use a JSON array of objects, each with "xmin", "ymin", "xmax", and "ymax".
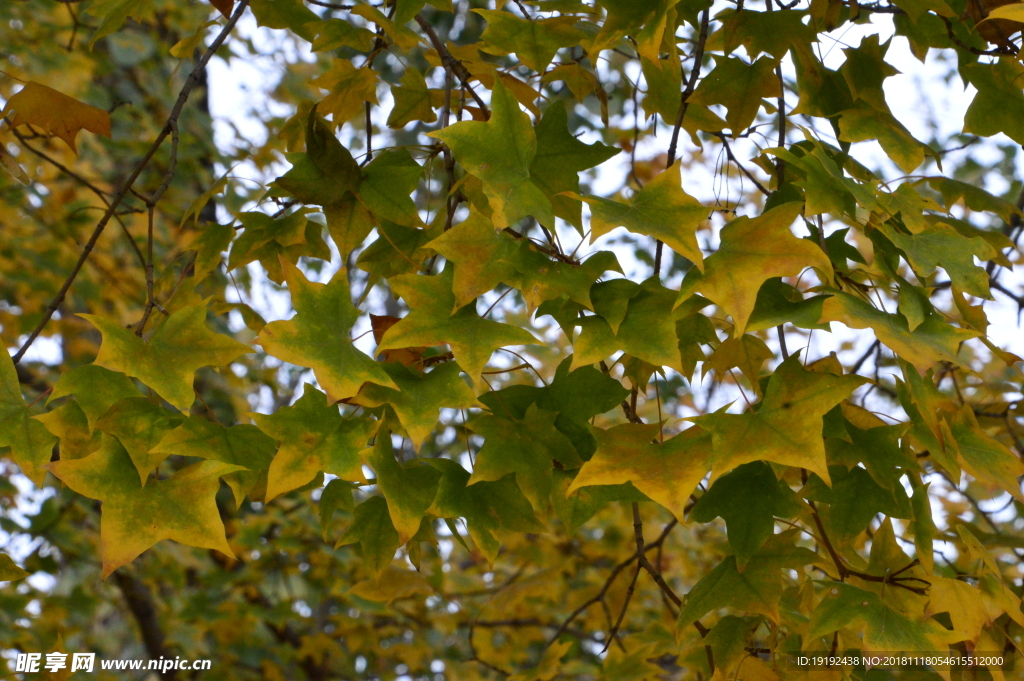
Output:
[
  {"xmin": 469, "ymin": 403, "xmax": 582, "ymax": 511},
  {"xmin": 387, "ymin": 68, "xmax": 442, "ymax": 128},
  {"xmin": 690, "ymin": 461, "xmax": 803, "ymax": 570},
  {"xmin": 252, "ymin": 386, "xmax": 374, "ymax": 501},
  {"xmin": 46, "ymin": 365, "xmax": 139, "ymax": 431},
  {"xmin": 1, "ymin": 351, "xmax": 58, "ymax": 485},
  {"xmin": 820, "ymin": 291, "xmax": 978, "ymax": 372},
  {"xmin": 475, "ymin": 10, "xmax": 582, "ymax": 72},
  {"xmin": 337, "ymin": 496, "xmax": 400, "ymax": 574},
  {"xmin": 2, "ymin": 81, "xmax": 112, "ymax": 153},
  {"xmin": 431, "ymin": 79, "xmax": 553, "ymax": 229},
  {"xmin": 94, "ymin": 397, "xmax": 183, "ymax": 485},
  {"xmin": 150, "ymin": 416, "xmax": 276, "ymax": 507},
  {"xmin": 351, "ymin": 362, "xmax": 480, "ymax": 452},
  {"xmin": 705, "ymin": 334, "xmax": 773, "ymax": 395},
  {"xmin": 694, "ymin": 356, "xmax": 866, "ymax": 484},
  {"xmin": 948, "ymin": 404, "xmax": 1024, "ymax": 504},
  {"xmin": 574, "ymin": 163, "xmax": 707, "ymax": 270},
  {"xmin": 365, "ymin": 433, "xmax": 441, "ymax": 544},
  {"xmin": 376, "ymin": 265, "xmax": 538, "ymax": 385},
  {"xmin": 569, "ymin": 423, "xmax": 712, "ymax": 521},
  {"xmin": 428, "ymin": 458, "xmax": 543, "ymax": 564},
  {"xmin": 675, "ymin": 531, "xmax": 820, "ymax": 629},
  {"xmin": 255, "ymin": 260, "xmax": 397, "ymax": 403},
  {"xmin": 809, "ymin": 582, "xmax": 953, "ymax": 653},
  {"xmin": 81, "ymin": 306, "xmax": 251, "ymax": 413},
  {"xmin": 689, "ymin": 56, "xmax": 781, "ymax": 134},
  {"xmin": 529, "ymin": 101, "xmax": 618, "ymax": 231},
  {"xmin": 34, "ymin": 401, "xmax": 99, "ymax": 461},
  {"xmin": 47, "ymin": 434, "xmax": 243, "ymax": 578},
  {"xmin": 678, "ymin": 203, "xmax": 832, "ymax": 334}
]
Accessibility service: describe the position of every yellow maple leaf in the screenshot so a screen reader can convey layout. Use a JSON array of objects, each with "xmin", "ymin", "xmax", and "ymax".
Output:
[{"xmin": 2, "ymin": 81, "xmax": 111, "ymax": 153}]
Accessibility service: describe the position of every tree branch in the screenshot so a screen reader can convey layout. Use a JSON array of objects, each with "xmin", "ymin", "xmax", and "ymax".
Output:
[
  {"xmin": 113, "ymin": 570, "xmax": 178, "ymax": 681},
  {"xmin": 11, "ymin": 0, "xmax": 250, "ymax": 364},
  {"xmin": 414, "ymin": 14, "xmax": 489, "ymax": 115}
]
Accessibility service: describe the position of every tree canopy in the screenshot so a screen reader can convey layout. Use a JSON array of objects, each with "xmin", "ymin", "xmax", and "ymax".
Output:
[{"xmin": 2, "ymin": 0, "xmax": 1024, "ymax": 679}]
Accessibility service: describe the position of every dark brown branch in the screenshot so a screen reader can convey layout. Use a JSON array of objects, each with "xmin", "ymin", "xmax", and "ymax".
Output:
[
  {"xmin": 113, "ymin": 570, "xmax": 178, "ymax": 681},
  {"xmin": 11, "ymin": 0, "xmax": 251, "ymax": 364},
  {"xmin": 414, "ymin": 14, "xmax": 489, "ymax": 115}
]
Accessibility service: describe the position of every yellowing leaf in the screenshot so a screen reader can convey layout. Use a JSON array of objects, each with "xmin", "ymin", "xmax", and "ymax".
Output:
[
  {"xmin": 569, "ymin": 423, "xmax": 712, "ymax": 521},
  {"xmin": 351, "ymin": 362, "xmax": 480, "ymax": 452},
  {"xmin": 94, "ymin": 397, "xmax": 183, "ymax": 485},
  {"xmin": 376, "ymin": 265, "xmax": 538, "ymax": 385},
  {"xmin": 82, "ymin": 306, "xmax": 251, "ymax": 412},
  {"xmin": 47, "ymin": 434, "xmax": 243, "ymax": 578},
  {"xmin": 255, "ymin": 260, "xmax": 397, "ymax": 403},
  {"xmin": 2, "ymin": 81, "xmax": 112, "ymax": 153},
  {"xmin": 694, "ymin": 356, "xmax": 866, "ymax": 484},
  {"xmin": 311, "ymin": 61, "xmax": 379, "ymax": 127},
  {"xmin": 948, "ymin": 405, "xmax": 1024, "ymax": 503},
  {"xmin": 252, "ymin": 385, "xmax": 374, "ymax": 501},
  {"xmin": 928, "ymin": 576, "xmax": 990, "ymax": 642},
  {"xmin": 475, "ymin": 10, "xmax": 582, "ymax": 72},
  {"xmin": 431, "ymin": 79, "xmax": 553, "ymax": 229},
  {"xmin": 677, "ymin": 203, "xmax": 832, "ymax": 335},
  {"xmin": 575, "ymin": 163, "xmax": 707, "ymax": 269},
  {"xmin": 819, "ymin": 291, "xmax": 978, "ymax": 372},
  {"xmin": 387, "ymin": 68, "xmax": 442, "ymax": 128}
]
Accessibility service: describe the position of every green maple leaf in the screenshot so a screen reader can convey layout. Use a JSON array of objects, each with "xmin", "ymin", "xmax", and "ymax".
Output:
[
  {"xmin": 690, "ymin": 461, "xmax": 803, "ymax": 570},
  {"xmin": 574, "ymin": 163, "xmax": 707, "ymax": 270},
  {"xmin": 351, "ymin": 361, "xmax": 479, "ymax": 452},
  {"xmin": 150, "ymin": 416, "xmax": 276, "ymax": 507},
  {"xmin": 807, "ymin": 465, "xmax": 912, "ymax": 546},
  {"xmin": 387, "ymin": 68, "xmax": 441, "ymax": 129},
  {"xmin": 808, "ymin": 582, "xmax": 952, "ymax": 653},
  {"xmin": 962, "ymin": 59, "xmax": 1024, "ymax": 145},
  {"xmin": 81, "ymin": 305, "xmax": 250, "ymax": 413},
  {"xmin": 252, "ymin": 385, "xmax": 374, "ymax": 501},
  {"xmin": 430, "ymin": 79, "xmax": 553, "ymax": 229},
  {"xmin": 880, "ymin": 221, "xmax": 996, "ymax": 298},
  {"xmin": 826, "ymin": 419, "xmax": 914, "ymax": 491},
  {"xmin": 255, "ymin": 259, "xmax": 397, "ymax": 403},
  {"xmin": 1, "ymin": 350, "xmax": 58, "ymax": 485},
  {"xmin": 227, "ymin": 210, "xmax": 330, "ymax": 283},
  {"xmin": 478, "ymin": 357, "xmax": 629, "ymax": 459},
  {"xmin": 428, "ymin": 458, "xmax": 543, "ymax": 564},
  {"xmin": 675, "ymin": 531, "xmax": 820, "ymax": 629},
  {"xmin": 689, "ymin": 56, "xmax": 781, "ymax": 134},
  {"xmin": 47, "ymin": 434, "xmax": 243, "ymax": 578},
  {"xmin": 365, "ymin": 433, "xmax": 441, "ymax": 543},
  {"xmin": 746, "ymin": 278, "xmax": 831, "ymax": 332},
  {"xmin": 469, "ymin": 403, "xmax": 582, "ymax": 510},
  {"xmin": 820, "ymin": 291, "xmax": 978, "ymax": 372},
  {"xmin": 337, "ymin": 496, "xmax": 400, "ymax": 574},
  {"xmin": 530, "ymin": 101, "xmax": 618, "ymax": 231},
  {"xmin": 573, "ymin": 277, "xmax": 688, "ymax": 372},
  {"xmin": 568, "ymin": 422, "xmax": 712, "ymax": 521},
  {"xmin": 553, "ymin": 468, "xmax": 648, "ymax": 534},
  {"xmin": 694, "ymin": 356, "xmax": 866, "ymax": 485},
  {"xmin": 272, "ymin": 106, "xmax": 361, "ymax": 206},
  {"xmin": 376, "ymin": 265, "xmax": 538, "ymax": 385},
  {"xmin": 678, "ymin": 203, "xmax": 832, "ymax": 335},
  {"xmin": 715, "ymin": 8, "xmax": 817, "ymax": 60},
  {"xmin": 359, "ymin": 149, "xmax": 423, "ymax": 228},
  {"xmin": 47, "ymin": 365, "xmax": 139, "ymax": 430},
  {"xmin": 475, "ymin": 10, "xmax": 582, "ymax": 72},
  {"xmin": 94, "ymin": 397, "xmax": 183, "ymax": 485}
]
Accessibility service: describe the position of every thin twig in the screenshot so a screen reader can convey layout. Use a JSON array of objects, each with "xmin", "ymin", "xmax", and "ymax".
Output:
[{"xmin": 655, "ymin": 7, "xmax": 711, "ymax": 276}]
